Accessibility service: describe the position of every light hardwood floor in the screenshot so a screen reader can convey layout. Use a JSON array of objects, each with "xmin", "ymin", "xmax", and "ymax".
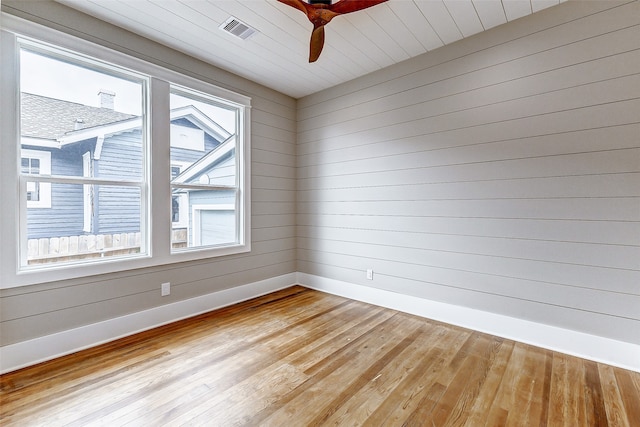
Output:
[{"xmin": 1, "ymin": 286, "xmax": 639, "ymax": 426}]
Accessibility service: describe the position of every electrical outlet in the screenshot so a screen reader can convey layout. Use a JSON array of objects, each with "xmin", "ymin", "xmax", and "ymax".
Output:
[
  {"xmin": 366, "ymin": 269, "xmax": 373, "ymax": 280},
  {"xmin": 161, "ymin": 282, "xmax": 170, "ymax": 296}
]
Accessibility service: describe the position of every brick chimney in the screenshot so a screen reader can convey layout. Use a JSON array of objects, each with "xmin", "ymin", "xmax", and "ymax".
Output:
[{"xmin": 98, "ymin": 89, "xmax": 115, "ymax": 110}]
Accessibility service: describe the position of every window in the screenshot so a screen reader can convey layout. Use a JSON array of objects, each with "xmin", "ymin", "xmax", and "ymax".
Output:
[
  {"xmin": 169, "ymin": 87, "xmax": 240, "ymax": 251},
  {"xmin": 170, "ymin": 162, "xmax": 190, "ymax": 230},
  {"xmin": 0, "ymin": 20, "xmax": 251, "ymax": 288},
  {"xmin": 20, "ymin": 149, "xmax": 51, "ymax": 208},
  {"xmin": 18, "ymin": 40, "xmax": 148, "ymax": 268}
]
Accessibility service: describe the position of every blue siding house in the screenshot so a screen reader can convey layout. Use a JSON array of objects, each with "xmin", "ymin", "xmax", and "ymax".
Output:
[{"xmin": 21, "ymin": 92, "xmax": 233, "ymax": 243}]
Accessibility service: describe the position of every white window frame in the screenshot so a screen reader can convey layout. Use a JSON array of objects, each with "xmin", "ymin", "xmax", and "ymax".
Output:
[
  {"xmin": 0, "ymin": 16, "xmax": 251, "ymax": 289},
  {"xmin": 20, "ymin": 149, "xmax": 51, "ymax": 208}
]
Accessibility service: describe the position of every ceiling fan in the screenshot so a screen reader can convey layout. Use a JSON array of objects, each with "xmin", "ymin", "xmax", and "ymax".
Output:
[{"xmin": 277, "ymin": 0, "xmax": 389, "ymax": 63}]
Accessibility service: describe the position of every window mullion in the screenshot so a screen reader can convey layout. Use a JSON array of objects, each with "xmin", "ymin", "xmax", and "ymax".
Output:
[{"xmin": 149, "ymin": 77, "xmax": 172, "ymax": 260}]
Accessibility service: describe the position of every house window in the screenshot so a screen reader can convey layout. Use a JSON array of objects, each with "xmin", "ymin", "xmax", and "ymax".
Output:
[
  {"xmin": 170, "ymin": 162, "xmax": 189, "ymax": 229},
  {"xmin": 169, "ymin": 86, "xmax": 244, "ymax": 252},
  {"xmin": 16, "ymin": 39, "xmax": 147, "ymax": 271},
  {"xmin": 20, "ymin": 149, "xmax": 51, "ymax": 208},
  {"xmin": 1, "ymin": 24, "xmax": 251, "ymax": 287}
]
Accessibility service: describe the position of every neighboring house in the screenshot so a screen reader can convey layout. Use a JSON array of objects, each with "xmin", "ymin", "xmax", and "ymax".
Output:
[{"xmin": 21, "ymin": 91, "xmax": 233, "ymax": 244}]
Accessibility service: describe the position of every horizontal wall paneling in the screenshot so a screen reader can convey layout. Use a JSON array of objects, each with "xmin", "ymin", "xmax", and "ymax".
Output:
[{"xmin": 296, "ymin": 1, "xmax": 640, "ymax": 346}]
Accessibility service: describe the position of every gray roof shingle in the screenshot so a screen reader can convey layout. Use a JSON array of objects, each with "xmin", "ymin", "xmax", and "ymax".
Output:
[{"xmin": 21, "ymin": 92, "xmax": 136, "ymax": 140}]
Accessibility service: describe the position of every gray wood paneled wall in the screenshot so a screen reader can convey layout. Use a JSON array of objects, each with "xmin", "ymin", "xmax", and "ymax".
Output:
[
  {"xmin": 296, "ymin": 0, "xmax": 640, "ymax": 344},
  {"xmin": 0, "ymin": 1, "xmax": 296, "ymax": 345}
]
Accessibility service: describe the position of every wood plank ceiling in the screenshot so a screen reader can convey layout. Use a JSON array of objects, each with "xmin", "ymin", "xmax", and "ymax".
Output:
[{"xmin": 55, "ymin": 0, "xmax": 567, "ymax": 99}]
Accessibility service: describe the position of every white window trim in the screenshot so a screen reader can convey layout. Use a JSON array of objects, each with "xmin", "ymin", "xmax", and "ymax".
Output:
[
  {"xmin": 20, "ymin": 148, "xmax": 51, "ymax": 208},
  {"xmin": 0, "ymin": 16, "xmax": 251, "ymax": 289}
]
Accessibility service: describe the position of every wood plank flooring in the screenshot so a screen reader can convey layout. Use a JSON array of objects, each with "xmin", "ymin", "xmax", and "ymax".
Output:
[{"xmin": 1, "ymin": 286, "xmax": 639, "ymax": 426}]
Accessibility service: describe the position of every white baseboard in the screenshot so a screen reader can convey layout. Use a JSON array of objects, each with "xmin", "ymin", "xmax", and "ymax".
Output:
[
  {"xmin": 297, "ymin": 273, "xmax": 640, "ymax": 373},
  {"xmin": 0, "ymin": 273, "xmax": 297, "ymax": 374},
  {"xmin": 3, "ymin": 271, "xmax": 638, "ymax": 374}
]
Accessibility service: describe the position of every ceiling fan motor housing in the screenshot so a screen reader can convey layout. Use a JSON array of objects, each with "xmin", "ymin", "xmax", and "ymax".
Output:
[{"xmin": 309, "ymin": 0, "xmax": 332, "ymax": 5}]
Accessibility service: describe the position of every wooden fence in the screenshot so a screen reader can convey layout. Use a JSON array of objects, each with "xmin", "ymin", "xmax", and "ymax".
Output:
[{"xmin": 27, "ymin": 229, "xmax": 188, "ymax": 265}]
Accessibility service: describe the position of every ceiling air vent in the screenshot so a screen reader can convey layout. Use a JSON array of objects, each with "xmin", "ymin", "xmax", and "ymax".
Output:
[{"xmin": 219, "ymin": 17, "xmax": 258, "ymax": 40}]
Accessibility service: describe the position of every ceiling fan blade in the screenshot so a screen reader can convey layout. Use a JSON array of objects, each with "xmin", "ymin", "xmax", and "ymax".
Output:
[
  {"xmin": 329, "ymin": 0, "xmax": 389, "ymax": 15},
  {"xmin": 277, "ymin": 0, "xmax": 389, "ymax": 63},
  {"xmin": 276, "ymin": 0, "xmax": 310, "ymax": 14},
  {"xmin": 309, "ymin": 25, "xmax": 325, "ymax": 63}
]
